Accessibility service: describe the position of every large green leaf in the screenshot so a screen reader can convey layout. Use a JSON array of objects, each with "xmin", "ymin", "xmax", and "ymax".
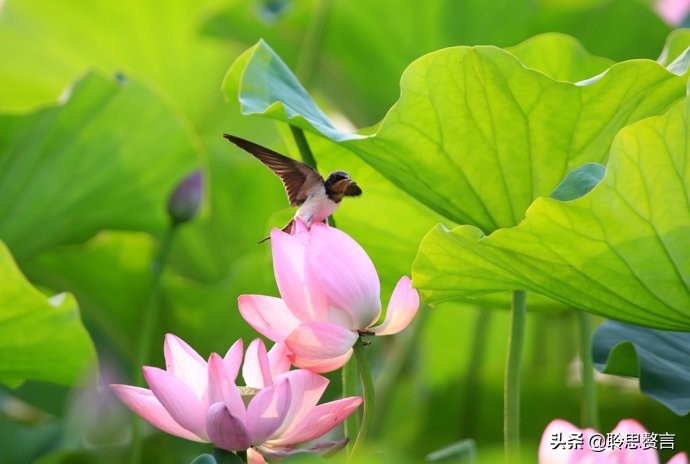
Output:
[
  {"xmin": 0, "ymin": 241, "xmax": 96, "ymax": 386},
  {"xmin": 224, "ymin": 37, "xmax": 689, "ymax": 233},
  {"xmin": 0, "ymin": 72, "xmax": 200, "ymax": 261},
  {"xmin": 0, "ymin": 0, "xmax": 294, "ymax": 288},
  {"xmin": 413, "ymin": 96, "xmax": 690, "ymax": 330},
  {"xmin": 0, "ymin": 0, "xmax": 232, "ymax": 130},
  {"xmin": 222, "ymin": 36, "xmax": 690, "ymax": 317},
  {"xmin": 593, "ymin": 320, "xmax": 690, "ymax": 415},
  {"xmin": 506, "ymin": 33, "xmax": 614, "ymax": 82},
  {"xmin": 207, "ymin": 0, "xmax": 669, "ymax": 125},
  {"xmin": 657, "ymin": 28, "xmax": 690, "ymax": 67}
]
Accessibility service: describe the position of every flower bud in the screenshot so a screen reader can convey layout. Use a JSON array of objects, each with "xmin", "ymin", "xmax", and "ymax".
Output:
[{"xmin": 167, "ymin": 170, "xmax": 203, "ymax": 225}]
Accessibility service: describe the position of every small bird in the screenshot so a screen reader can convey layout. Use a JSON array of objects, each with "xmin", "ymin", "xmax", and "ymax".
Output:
[{"xmin": 223, "ymin": 134, "xmax": 362, "ymax": 240}]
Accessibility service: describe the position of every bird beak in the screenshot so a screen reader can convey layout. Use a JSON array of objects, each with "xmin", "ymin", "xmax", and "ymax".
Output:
[
  {"xmin": 344, "ymin": 179, "xmax": 362, "ymax": 197},
  {"xmin": 333, "ymin": 178, "xmax": 354, "ymax": 193}
]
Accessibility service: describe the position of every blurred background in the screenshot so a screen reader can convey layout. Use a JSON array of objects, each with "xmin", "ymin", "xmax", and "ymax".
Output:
[{"xmin": 0, "ymin": 0, "xmax": 688, "ymax": 462}]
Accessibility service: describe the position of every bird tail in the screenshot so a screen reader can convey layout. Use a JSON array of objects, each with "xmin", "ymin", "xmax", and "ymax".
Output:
[{"xmin": 257, "ymin": 218, "xmax": 295, "ymax": 244}]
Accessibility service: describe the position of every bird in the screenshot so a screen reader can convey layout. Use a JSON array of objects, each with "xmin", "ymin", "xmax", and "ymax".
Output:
[{"xmin": 223, "ymin": 134, "xmax": 362, "ymax": 241}]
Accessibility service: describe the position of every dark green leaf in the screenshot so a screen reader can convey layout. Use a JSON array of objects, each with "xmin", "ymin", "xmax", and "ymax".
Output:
[
  {"xmin": 593, "ymin": 320, "xmax": 690, "ymax": 415},
  {"xmin": 550, "ymin": 163, "xmax": 606, "ymax": 201},
  {"xmin": 212, "ymin": 449, "xmax": 245, "ymax": 464},
  {"xmin": 190, "ymin": 454, "xmax": 218, "ymax": 464}
]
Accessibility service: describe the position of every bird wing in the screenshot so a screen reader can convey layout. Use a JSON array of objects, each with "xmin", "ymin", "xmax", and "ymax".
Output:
[{"xmin": 224, "ymin": 134, "xmax": 323, "ymax": 206}]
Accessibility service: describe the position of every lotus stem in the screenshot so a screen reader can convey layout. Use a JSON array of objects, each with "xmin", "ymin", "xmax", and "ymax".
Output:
[
  {"xmin": 349, "ymin": 337, "xmax": 375, "ymax": 459},
  {"xmin": 504, "ymin": 290, "xmax": 527, "ymax": 461},
  {"xmin": 130, "ymin": 223, "xmax": 177, "ymax": 464},
  {"xmin": 342, "ymin": 356, "xmax": 359, "ymax": 454},
  {"xmin": 577, "ymin": 310, "xmax": 599, "ymax": 429}
]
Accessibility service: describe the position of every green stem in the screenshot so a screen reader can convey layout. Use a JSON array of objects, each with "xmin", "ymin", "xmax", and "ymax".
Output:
[
  {"xmin": 350, "ymin": 338, "xmax": 375, "ymax": 458},
  {"xmin": 342, "ymin": 356, "xmax": 359, "ymax": 454},
  {"xmin": 130, "ymin": 223, "xmax": 178, "ymax": 464},
  {"xmin": 373, "ymin": 306, "xmax": 427, "ymax": 434},
  {"xmin": 577, "ymin": 311, "xmax": 599, "ymax": 429},
  {"xmin": 504, "ymin": 290, "xmax": 527, "ymax": 462},
  {"xmin": 289, "ymin": 125, "xmax": 318, "ymax": 169}
]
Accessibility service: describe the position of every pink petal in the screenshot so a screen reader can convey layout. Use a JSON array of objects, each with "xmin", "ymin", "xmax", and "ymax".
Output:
[
  {"xmin": 247, "ymin": 449, "xmax": 267, "ymax": 464},
  {"xmin": 246, "ymin": 378, "xmax": 290, "ymax": 444},
  {"xmin": 207, "ymin": 354, "xmax": 246, "ymax": 421},
  {"xmin": 272, "ymin": 396, "xmax": 362, "ymax": 446},
  {"xmin": 289, "ymin": 350, "xmax": 353, "ymax": 373},
  {"xmin": 253, "ymin": 445, "xmax": 293, "ymax": 461},
  {"xmin": 206, "ymin": 353, "xmax": 229, "ymax": 404},
  {"xmin": 257, "ymin": 437, "xmax": 348, "ymax": 460},
  {"xmin": 656, "ymin": 0, "xmax": 690, "ymax": 25},
  {"xmin": 110, "ymin": 384, "xmax": 205, "ymax": 442},
  {"xmin": 538, "ymin": 419, "xmax": 579, "ymax": 464},
  {"xmin": 243, "ymin": 339, "xmax": 273, "ymax": 389},
  {"xmin": 610, "ymin": 419, "xmax": 658, "ymax": 464},
  {"xmin": 272, "ymin": 370, "xmax": 329, "ymax": 439},
  {"xmin": 223, "ymin": 338, "xmax": 245, "ymax": 381},
  {"xmin": 238, "ymin": 295, "xmax": 300, "ymax": 342},
  {"xmin": 668, "ymin": 453, "xmax": 689, "ymax": 464},
  {"xmin": 206, "ymin": 402, "xmax": 251, "ymax": 451},
  {"xmin": 284, "ymin": 322, "xmax": 357, "ymax": 373},
  {"xmin": 369, "ymin": 276, "xmax": 419, "ymax": 335},
  {"xmin": 163, "ymin": 334, "xmax": 208, "ymax": 398},
  {"xmin": 143, "ymin": 366, "xmax": 208, "ymax": 440},
  {"xmin": 307, "ymin": 223, "xmax": 381, "ymax": 329},
  {"xmin": 301, "ymin": 437, "xmax": 349, "ymax": 455},
  {"xmin": 291, "ymin": 217, "xmax": 309, "ymax": 239},
  {"xmin": 271, "ymin": 226, "xmax": 330, "ymax": 321},
  {"xmin": 611, "ymin": 419, "xmax": 649, "ymax": 436},
  {"xmin": 267, "ymin": 342, "xmax": 291, "ymax": 379}
]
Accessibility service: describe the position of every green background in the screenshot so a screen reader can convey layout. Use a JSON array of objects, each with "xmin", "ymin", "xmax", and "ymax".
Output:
[{"xmin": 0, "ymin": 0, "xmax": 688, "ymax": 462}]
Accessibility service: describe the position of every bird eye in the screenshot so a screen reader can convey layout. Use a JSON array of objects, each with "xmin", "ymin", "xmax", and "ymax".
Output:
[{"xmin": 328, "ymin": 171, "xmax": 350, "ymax": 182}]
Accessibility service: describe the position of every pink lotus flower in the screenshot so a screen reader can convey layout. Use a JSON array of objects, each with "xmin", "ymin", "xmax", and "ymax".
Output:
[
  {"xmin": 656, "ymin": 0, "xmax": 690, "ymax": 25},
  {"xmin": 539, "ymin": 419, "xmax": 688, "ymax": 464},
  {"xmin": 111, "ymin": 334, "xmax": 362, "ymax": 463},
  {"xmin": 238, "ymin": 220, "xmax": 420, "ymax": 373}
]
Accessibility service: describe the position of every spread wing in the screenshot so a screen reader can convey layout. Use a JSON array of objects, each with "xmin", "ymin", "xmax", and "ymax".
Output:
[{"xmin": 223, "ymin": 134, "xmax": 323, "ymax": 206}]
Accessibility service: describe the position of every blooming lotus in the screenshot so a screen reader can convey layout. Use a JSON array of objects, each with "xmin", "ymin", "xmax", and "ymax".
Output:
[
  {"xmin": 111, "ymin": 334, "xmax": 362, "ymax": 463},
  {"xmin": 239, "ymin": 220, "xmax": 420, "ymax": 372},
  {"xmin": 539, "ymin": 419, "xmax": 688, "ymax": 464},
  {"xmin": 655, "ymin": 0, "xmax": 690, "ymax": 25}
]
